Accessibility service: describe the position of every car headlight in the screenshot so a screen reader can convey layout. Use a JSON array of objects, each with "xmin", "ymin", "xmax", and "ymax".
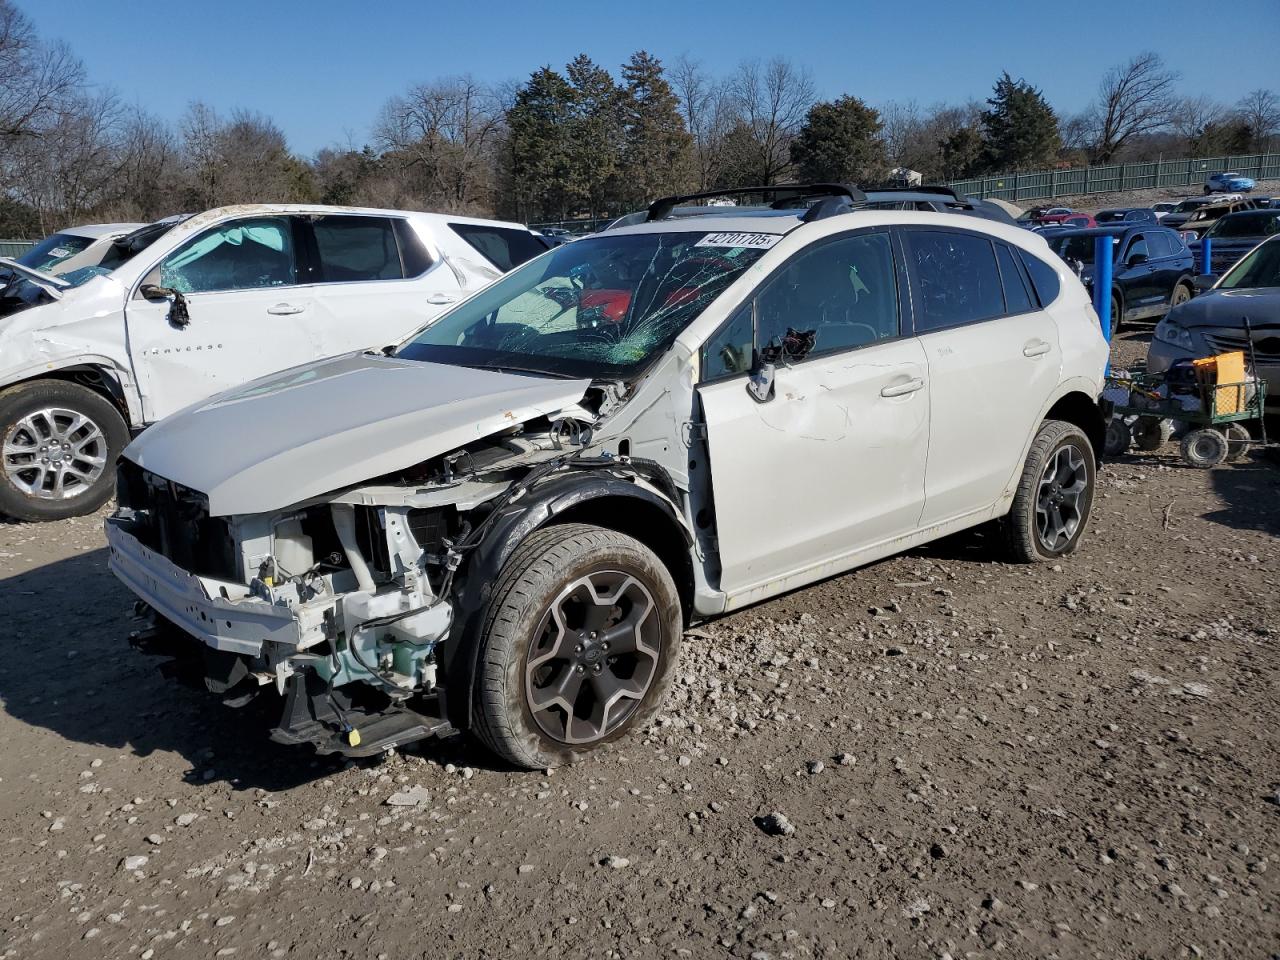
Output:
[{"xmin": 1154, "ymin": 317, "xmax": 1194, "ymax": 350}]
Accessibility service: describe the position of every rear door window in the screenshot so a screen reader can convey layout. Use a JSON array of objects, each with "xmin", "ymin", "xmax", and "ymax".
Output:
[
  {"xmin": 902, "ymin": 229, "xmax": 1005, "ymax": 332},
  {"xmin": 1017, "ymin": 248, "xmax": 1062, "ymax": 306},
  {"xmin": 995, "ymin": 242, "xmax": 1035, "ymax": 314},
  {"xmin": 449, "ymin": 223, "xmax": 547, "ymax": 272},
  {"xmin": 311, "ymin": 215, "xmax": 404, "ymax": 282}
]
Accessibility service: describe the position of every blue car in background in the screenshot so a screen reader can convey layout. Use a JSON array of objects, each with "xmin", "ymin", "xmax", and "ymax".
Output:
[{"xmin": 1205, "ymin": 171, "xmax": 1255, "ymax": 194}]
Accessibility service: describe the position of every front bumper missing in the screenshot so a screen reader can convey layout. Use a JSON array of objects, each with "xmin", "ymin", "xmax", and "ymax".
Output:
[
  {"xmin": 106, "ymin": 518, "xmax": 324, "ymax": 658},
  {"xmin": 108, "ymin": 518, "xmax": 456, "ymax": 756}
]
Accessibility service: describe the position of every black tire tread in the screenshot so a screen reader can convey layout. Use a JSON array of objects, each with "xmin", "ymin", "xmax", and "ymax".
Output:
[
  {"xmin": 471, "ymin": 523, "xmax": 679, "ymax": 769},
  {"xmin": 1000, "ymin": 419, "xmax": 1094, "ymax": 564}
]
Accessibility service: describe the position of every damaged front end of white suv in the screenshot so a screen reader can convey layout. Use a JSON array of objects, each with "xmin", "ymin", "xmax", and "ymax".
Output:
[{"xmin": 106, "ymin": 351, "xmax": 695, "ymax": 757}]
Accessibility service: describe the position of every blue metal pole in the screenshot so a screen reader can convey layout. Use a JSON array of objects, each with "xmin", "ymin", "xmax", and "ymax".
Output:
[
  {"xmin": 1093, "ymin": 235, "xmax": 1114, "ymax": 341},
  {"xmin": 1201, "ymin": 236, "xmax": 1213, "ymax": 276}
]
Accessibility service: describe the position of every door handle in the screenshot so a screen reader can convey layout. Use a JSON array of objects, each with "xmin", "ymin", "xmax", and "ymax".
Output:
[
  {"xmin": 426, "ymin": 293, "xmax": 458, "ymax": 305},
  {"xmin": 880, "ymin": 376, "xmax": 925, "ymax": 398},
  {"xmin": 1023, "ymin": 340, "xmax": 1052, "ymax": 358},
  {"xmin": 267, "ymin": 303, "xmax": 304, "ymax": 315}
]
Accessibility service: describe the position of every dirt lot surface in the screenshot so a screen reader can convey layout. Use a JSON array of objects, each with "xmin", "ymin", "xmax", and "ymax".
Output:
[{"xmin": 2, "ymin": 332, "xmax": 1278, "ymax": 960}]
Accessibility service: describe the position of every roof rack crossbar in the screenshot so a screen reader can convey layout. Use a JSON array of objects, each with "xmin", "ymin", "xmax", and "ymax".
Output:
[
  {"xmin": 646, "ymin": 183, "xmax": 866, "ymax": 222},
  {"xmin": 866, "ymin": 184, "xmax": 967, "ymax": 202}
]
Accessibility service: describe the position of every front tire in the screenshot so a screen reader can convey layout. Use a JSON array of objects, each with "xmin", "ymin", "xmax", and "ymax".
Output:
[
  {"xmin": 1001, "ymin": 420, "xmax": 1096, "ymax": 563},
  {"xmin": 472, "ymin": 523, "xmax": 682, "ymax": 768},
  {"xmin": 0, "ymin": 380, "xmax": 127, "ymax": 522}
]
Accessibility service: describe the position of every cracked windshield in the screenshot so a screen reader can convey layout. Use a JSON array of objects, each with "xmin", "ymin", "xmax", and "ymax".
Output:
[{"xmin": 397, "ymin": 231, "xmax": 771, "ymax": 378}]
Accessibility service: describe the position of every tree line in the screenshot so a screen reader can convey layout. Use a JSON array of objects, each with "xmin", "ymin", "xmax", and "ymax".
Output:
[{"xmin": 2, "ymin": 0, "xmax": 1277, "ymax": 236}]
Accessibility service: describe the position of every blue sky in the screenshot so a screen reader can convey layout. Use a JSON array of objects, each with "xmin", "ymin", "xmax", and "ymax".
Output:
[{"xmin": 24, "ymin": 0, "xmax": 1280, "ymax": 156}]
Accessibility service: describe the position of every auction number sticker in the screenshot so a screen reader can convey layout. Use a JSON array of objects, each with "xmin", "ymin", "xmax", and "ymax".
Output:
[{"xmin": 695, "ymin": 232, "xmax": 782, "ymax": 249}]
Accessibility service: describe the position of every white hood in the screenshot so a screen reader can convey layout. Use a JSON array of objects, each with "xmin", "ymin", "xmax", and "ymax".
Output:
[{"xmin": 124, "ymin": 352, "xmax": 591, "ymax": 516}]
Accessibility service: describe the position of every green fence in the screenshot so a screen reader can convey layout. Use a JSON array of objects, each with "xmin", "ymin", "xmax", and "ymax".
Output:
[
  {"xmin": 949, "ymin": 152, "xmax": 1280, "ymax": 202},
  {"xmin": 0, "ymin": 239, "xmax": 34, "ymax": 258}
]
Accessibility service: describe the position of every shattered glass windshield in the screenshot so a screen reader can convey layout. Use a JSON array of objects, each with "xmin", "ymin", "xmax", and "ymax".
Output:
[{"xmin": 397, "ymin": 231, "xmax": 773, "ymax": 378}]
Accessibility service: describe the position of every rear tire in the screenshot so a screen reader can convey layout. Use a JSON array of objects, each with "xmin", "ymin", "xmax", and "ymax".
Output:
[
  {"xmin": 1180, "ymin": 428, "xmax": 1229, "ymax": 468},
  {"xmin": 1224, "ymin": 423, "xmax": 1252, "ymax": 461},
  {"xmin": 471, "ymin": 523, "xmax": 682, "ymax": 769},
  {"xmin": 0, "ymin": 380, "xmax": 127, "ymax": 522},
  {"xmin": 1104, "ymin": 418, "xmax": 1132, "ymax": 456},
  {"xmin": 1132, "ymin": 417, "xmax": 1172, "ymax": 451},
  {"xmin": 1169, "ymin": 282, "xmax": 1192, "ymax": 310},
  {"xmin": 1000, "ymin": 420, "xmax": 1096, "ymax": 563},
  {"xmin": 1110, "ymin": 293, "xmax": 1123, "ymax": 334}
]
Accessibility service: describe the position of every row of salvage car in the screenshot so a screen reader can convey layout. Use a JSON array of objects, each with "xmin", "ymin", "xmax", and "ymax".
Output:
[
  {"xmin": 10, "ymin": 182, "xmax": 1119, "ymax": 767},
  {"xmin": 3, "ymin": 180, "xmax": 1273, "ymax": 770}
]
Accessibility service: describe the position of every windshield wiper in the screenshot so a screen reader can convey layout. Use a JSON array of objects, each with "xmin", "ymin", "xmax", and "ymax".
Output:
[{"xmin": 466, "ymin": 361, "xmax": 575, "ymax": 379}]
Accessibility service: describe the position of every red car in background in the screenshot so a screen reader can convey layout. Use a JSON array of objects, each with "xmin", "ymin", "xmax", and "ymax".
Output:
[{"xmin": 1018, "ymin": 207, "xmax": 1096, "ymax": 230}]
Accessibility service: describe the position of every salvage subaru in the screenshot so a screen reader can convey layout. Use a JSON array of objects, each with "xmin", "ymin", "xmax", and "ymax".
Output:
[{"xmin": 107, "ymin": 184, "xmax": 1109, "ymax": 769}]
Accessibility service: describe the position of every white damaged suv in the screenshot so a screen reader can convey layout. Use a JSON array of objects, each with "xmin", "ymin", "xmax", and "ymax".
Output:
[
  {"xmin": 106, "ymin": 184, "xmax": 1109, "ymax": 768},
  {"xmin": 0, "ymin": 205, "xmax": 547, "ymax": 521}
]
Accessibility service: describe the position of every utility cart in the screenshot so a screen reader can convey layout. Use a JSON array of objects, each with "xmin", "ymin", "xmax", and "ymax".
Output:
[{"xmin": 1104, "ymin": 351, "xmax": 1268, "ymax": 468}]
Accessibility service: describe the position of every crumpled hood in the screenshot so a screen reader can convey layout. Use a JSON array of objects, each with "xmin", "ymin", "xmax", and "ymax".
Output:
[
  {"xmin": 124, "ymin": 352, "xmax": 591, "ymax": 516},
  {"xmin": 1170, "ymin": 288, "xmax": 1280, "ymax": 329}
]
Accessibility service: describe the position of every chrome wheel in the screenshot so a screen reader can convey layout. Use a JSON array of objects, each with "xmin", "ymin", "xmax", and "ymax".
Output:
[
  {"xmin": 524, "ymin": 570, "xmax": 661, "ymax": 745},
  {"xmin": 1035, "ymin": 444, "xmax": 1089, "ymax": 552},
  {"xmin": 2, "ymin": 406, "xmax": 108, "ymax": 501}
]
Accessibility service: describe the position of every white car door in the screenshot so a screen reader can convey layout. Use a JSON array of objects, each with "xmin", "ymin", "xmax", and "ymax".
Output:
[
  {"xmin": 296, "ymin": 214, "xmax": 465, "ymax": 356},
  {"xmin": 899, "ymin": 227, "xmax": 1062, "ymax": 526},
  {"xmin": 697, "ymin": 230, "xmax": 930, "ymax": 597},
  {"xmin": 125, "ymin": 215, "xmax": 319, "ymax": 423}
]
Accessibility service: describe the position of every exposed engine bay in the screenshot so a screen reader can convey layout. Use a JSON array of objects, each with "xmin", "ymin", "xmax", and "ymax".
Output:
[{"xmin": 106, "ymin": 378, "xmax": 692, "ymax": 756}]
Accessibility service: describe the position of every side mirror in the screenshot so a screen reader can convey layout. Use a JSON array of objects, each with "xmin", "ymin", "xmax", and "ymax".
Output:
[
  {"xmin": 1192, "ymin": 274, "xmax": 1216, "ymax": 292},
  {"xmin": 1126, "ymin": 253, "xmax": 1148, "ymax": 267},
  {"xmin": 139, "ymin": 283, "xmax": 191, "ymax": 328},
  {"xmin": 746, "ymin": 361, "xmax": 776, "ymax": 404}
]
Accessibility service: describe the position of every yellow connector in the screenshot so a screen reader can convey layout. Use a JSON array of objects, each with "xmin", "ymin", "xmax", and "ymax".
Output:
[{"xmin": 347, "ymin": 728, "xmax": 362, "ymax": 748}]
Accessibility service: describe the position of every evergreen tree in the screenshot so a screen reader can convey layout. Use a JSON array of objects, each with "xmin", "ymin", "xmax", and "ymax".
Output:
[
  {"xmin": 617, "ymin": 51, "xmax": 692, "ymax": 208},
  {"xmin": 940, "ymin": 125, "xmax": 985, "ymax": 179},
  {"xmin": 565, "ymin": 54, "xmax": 623, "ymax": 218},
  {"xmin": 789, "ymin": 95, "xmax": 885, "ymax": 183},
  {"xmin": 980, "ymin": 72, "xmax": 1060, "ymax": 171},
  {"xmin": 505, "ymin": 67, "xmax": 577, "ymax": 220}
]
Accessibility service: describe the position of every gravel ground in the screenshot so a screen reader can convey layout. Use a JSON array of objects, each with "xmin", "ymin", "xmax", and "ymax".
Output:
[{"xmin": 1, "ymin": 332, "xmax": 1278, "ymax": 960}]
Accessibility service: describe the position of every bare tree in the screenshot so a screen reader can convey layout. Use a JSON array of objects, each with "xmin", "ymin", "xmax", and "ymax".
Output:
[
  {"xmin": 6, "ymin": 92, "xmax": 128, "ymax": 231},
  {"xmin": 376, "ymin": 75, "xmax": 503, "ymax": 211},
  {"xmin": 727, "ymin": 57, "xmax": 814, "ymax": 183},
  {"xmin": 1170, "ymin": 95, "xmax": 1225, "ymax": 147},
  {"xmin": 0, "ymin": 0, "xmax": 84, "ymax": 143},
  {"xmin": 1237, "ymin": 89, "xmax": 1280, "ymax": 152},
  {"xmin": 671, "ymin": 54, "xmax": 736, "ymax": 190},
  {"xmin": 1086, "ymin": 52, "xmax": 1179, "ymax": 162}
]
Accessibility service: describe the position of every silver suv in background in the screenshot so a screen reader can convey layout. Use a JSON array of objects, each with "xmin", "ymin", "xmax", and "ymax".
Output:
[{"xmin": 0, "ymin": 205, "xmax": 548, "ymax": 521}]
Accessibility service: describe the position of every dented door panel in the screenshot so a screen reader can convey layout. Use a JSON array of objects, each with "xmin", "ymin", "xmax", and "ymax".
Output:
[{"xmin": 698, "ymin": 336, "xmax": 930, "ymax": 595}]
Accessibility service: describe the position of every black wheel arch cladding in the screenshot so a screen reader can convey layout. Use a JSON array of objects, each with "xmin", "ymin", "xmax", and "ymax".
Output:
[{"xmin": 437, "ymin": 462, "xmax": 693, "ymax": 732}]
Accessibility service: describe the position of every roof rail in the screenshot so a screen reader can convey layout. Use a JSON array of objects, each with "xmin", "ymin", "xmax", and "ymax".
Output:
[{"xmin": 646, "ymin": 183, "xmax": 866, "ymax": 222}]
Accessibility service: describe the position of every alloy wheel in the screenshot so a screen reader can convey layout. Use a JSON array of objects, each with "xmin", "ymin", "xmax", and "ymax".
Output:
[
  {"xmin": 524, "ymin": 570, "xmax": 661, "ymax": 745},
  {"xmin": 2, "ymin": 406, "xmax": 108, "ymax": 500},
  {"xmin": 1035, "ymin": 443, "xmax": 1089, "ymax": 552}
]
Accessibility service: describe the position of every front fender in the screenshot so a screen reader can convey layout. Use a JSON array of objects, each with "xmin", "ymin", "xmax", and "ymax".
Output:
[{"xmin": 438, "ymin": 465, "xmax": 691, "ymax": 731}]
